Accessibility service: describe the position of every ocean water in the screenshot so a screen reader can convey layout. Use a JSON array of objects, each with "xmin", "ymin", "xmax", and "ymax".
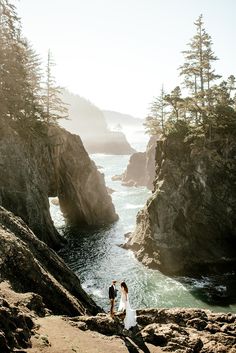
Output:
[{"xmin": 50, "ymin": 129, "xmax": 236, "ymax": 314}]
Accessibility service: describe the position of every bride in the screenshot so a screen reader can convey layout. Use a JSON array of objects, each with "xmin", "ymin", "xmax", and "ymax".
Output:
[{"xmin": 118, "ymin": 281, "xmax": 137, "ymax": 330}]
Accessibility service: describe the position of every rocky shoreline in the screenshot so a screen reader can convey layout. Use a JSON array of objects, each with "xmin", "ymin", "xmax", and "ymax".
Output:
[
  {"xmin": 0, "ymin": 205, "xmax": 235, "ymax": 352},
  {"xmin": 71, "ymin": 308, "xmax": 236, "ymax": 353},
  {"xmin": 1, "ymin": 287, "xmax": 235, "ymax": 353}
]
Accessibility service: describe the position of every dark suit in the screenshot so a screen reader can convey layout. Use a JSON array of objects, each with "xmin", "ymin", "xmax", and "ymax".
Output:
[
  {"xmin": 109, "ymin": 285, "xmax": 117, "ymax": 315},
  {"xmin": 109, "ymin": 285, "xmax": 117, "ymax": 299}
]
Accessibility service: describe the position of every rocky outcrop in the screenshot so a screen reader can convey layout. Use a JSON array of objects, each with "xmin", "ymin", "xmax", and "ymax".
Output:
[
  {"xmin": 121, "ymin": 136, "xmax": 157, "ymax": 190},
  {"xmin": 61, "ymin": 90, "xmax": 136, "ymax": 155},
  {"xmin": 0, "ymin": 121, "xmax": 118, "ymax": 248},
  {"xmin": 0, "ymin": 207, "xmax": 101, "ymax": 316},
  {"xmin": 0, "ymin": 296, "xmax": 34, "ymax": 353},
  {"xmin": 70, "ymin": 308, "xmax": 236, "ymax": 353},
  {"xmin": 125, "ymin": 133, "xmax": 236, "ymax": 275}
]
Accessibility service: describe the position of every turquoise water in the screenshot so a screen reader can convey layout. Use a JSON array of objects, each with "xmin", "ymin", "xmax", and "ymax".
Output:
[{"xmin": 51, "ymin": 152, "xmax": 236, "ymax": 314}]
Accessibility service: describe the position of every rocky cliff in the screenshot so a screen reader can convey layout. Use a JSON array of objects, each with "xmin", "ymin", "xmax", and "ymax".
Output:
[
  {"xmin": 0, "ymin": 207, "xmax": 100, "ymax": 316},
  {"xmin": 0, "ymin": 121, "xmax": 118, "ymax": 249},
  {"xmin": 121, "ymin": 136, "xmax": 157, "ymax": 190},
  {"xmin": 125, "ymin": 133, "xmax": 236, "ymax": 275}
]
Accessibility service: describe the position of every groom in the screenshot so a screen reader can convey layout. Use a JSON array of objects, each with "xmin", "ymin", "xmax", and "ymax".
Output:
[{"xmin": 109, "ymin": 280, "xmax": 118, "ymax": 317}]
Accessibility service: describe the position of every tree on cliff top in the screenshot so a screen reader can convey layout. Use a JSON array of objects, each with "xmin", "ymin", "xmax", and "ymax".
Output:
[
  {"xmin": 0, "ymin": 0, "xmax": 45, "ymax": 131},
  {"xmin": 42, "ymin": 50, "xmax": 68, "ymax": 124},
  {"xmin": 179, "ymin": 14, "xmax": 220, "ymax": 96},
  {"xmin": 179, "ymin": 14, "xmax": 221, "ymax": 124},
  {"xmin": 144, "ymin": 85, "xmax": 168, "ymax": 136},
  {"xmin": 146, "ymin": 15, "xmax": 236, "ymax": 139}
]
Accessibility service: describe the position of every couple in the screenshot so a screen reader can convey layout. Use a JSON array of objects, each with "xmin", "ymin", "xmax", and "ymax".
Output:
[{"xmin": 109, "ymin": 280, "xmax": 137, "ymax": 330}]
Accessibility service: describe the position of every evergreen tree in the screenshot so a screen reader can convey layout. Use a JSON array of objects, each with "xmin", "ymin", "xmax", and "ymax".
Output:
[
  {"xmin": 165, "ymin": 86, "xmax": 184, "ymax": 122},
  {"xmin": 145, "ymin": 85, "xmax": 168, "ymax": 135},
  {"xmin": 0, "ymin": 0, "xmax": 44, "ymax": 127},
  {"xmin": 42, "ymin": 50, "xmax": 68, "ymax": 124},
  {"xmin": 179, "ymin": 15, "xmax": 220, "ymax": 101}
]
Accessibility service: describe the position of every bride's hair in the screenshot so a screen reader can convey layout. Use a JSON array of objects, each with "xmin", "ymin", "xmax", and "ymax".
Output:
[{"xmin": 121, "ymin": 281, "xmax": 128, "ymax": 293}]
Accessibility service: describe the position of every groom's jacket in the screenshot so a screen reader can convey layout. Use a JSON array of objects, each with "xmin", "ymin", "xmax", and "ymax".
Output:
[{"xmin": 109, "ymin": 285, "xmax": 117, "ymax": 299}]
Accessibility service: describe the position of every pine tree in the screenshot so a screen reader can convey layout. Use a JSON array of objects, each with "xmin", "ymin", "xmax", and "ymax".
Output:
[
  {"xmin": 145, "ymin": 85, "xmax": 168, "ymax": 135},
  {"xmin": 0, "ymin": 0, "xmax": 44, "ymax": 127},
  {"xmin": 165, "ymin": 86, "xmax": 184, "ymax": 122},
  {"xmin": 0, "ymin": 0, "xmax": 21, "ymax": 120},
  {"xmin": 179, "ymin": 15, "xmax": 220, "ymax": 102},
  {"xmin": 42, "ymin": 50, "xmax": 68, "ymax": 124}
]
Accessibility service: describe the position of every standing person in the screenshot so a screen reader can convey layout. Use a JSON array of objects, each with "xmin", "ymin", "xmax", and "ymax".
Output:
[
  {"xmin": 109, "ymin": 280, "xmax": 118, "ymax": 317},
  {"xmin": 118, "ymin": 281, "xmax": 137, "ymax": 330}
]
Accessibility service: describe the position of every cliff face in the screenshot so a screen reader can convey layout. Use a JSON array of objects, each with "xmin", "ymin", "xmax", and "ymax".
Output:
[
  {"xmin": 0, "ymin": 207, "xmax": 100, "ymax": 316},
  {"xmin": 126, "ymin": 133, "xmax": 236, "ymax": 275},
  {"xmin": 122, "ymin": 136, "xmax": 157, "ymax": 190},
  {"xmin": 0, "ymin": 122, "xmax": 118, "ymax": 248}
]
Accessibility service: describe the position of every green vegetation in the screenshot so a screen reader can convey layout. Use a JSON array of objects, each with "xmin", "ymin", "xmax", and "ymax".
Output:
[
  {"xmin": 0, "ymin": 0, "xmax": 68, "ymax": 136},
  {"xmin": 42, "ymin": 50, "xmax": 68, "ymax": 124},
  {"xmin": 145, "ymin": 15, "xmax": 236, "ymax": 139}
]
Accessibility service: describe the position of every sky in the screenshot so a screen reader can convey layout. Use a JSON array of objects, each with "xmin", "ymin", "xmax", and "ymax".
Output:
[{"xmin": 17, "ymin": 0, "xmax": 236, "ymax": 118}]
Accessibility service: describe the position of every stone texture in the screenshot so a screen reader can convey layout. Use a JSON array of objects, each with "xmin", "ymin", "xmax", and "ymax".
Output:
[
  {"xmin": 125, "ymin": 133, "xmax": 236, "ymax": 275},
  {"xmin": 121, "ymin": 136, "xmax": 157, "ymax": 190},
  {"xmin": 0, "ymin": 207, "xmax": 101, "ymax": 316},
  {"xmin": 70, "ymin": 308, "xmax": 236, "ymax": 353},
  {"xmin": 0, "ymin": 296, "xmax": 34, "ymax": 353},
  {"xmin": 0, "ymin": 121, "xmax": 118, "ymax": 249}
]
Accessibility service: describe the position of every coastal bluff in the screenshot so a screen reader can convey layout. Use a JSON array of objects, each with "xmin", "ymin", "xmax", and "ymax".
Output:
[
  {"xmin": 0, "ymin": 121, "xmax": 118, "ymax": 249},
  {"xmin": 125, "ymin": 132, "xmax": 236, "ymax": 276}
]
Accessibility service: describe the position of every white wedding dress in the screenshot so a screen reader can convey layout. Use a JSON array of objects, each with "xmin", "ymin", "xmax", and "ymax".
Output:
[{"xmin": 118, "ymin": 288, "xmax": 137, "ymax": 329}]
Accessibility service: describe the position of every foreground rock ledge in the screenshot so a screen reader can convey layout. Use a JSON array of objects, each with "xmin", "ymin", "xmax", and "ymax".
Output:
[
  {"xmin": 1, "ymin": 289, "xmax": 235, "ymax": 353},
  {"xmin": 70, "ymin": 308, "xmax": 236, "ymax": 353}
]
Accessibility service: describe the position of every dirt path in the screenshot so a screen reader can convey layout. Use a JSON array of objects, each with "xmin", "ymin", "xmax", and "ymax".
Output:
[{"xmin": 26, "ymin": 315, "xmax": 162, "ymax": 353}]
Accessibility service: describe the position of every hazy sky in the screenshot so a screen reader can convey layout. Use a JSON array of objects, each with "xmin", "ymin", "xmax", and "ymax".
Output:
[{"xmin": 18, "ymin": 0, "xmax": 236, "ymax": 118}]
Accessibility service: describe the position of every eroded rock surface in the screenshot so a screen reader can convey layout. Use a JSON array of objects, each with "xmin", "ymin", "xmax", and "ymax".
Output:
[
  {"xmin": 0, "ymin": 207, "xmax": 101, "ymax": 316},
  {"xmin": 70, "ymin": 308, "xmax": 236, "ymax": 353},
  {"xmin": 125, "ymin": 133, "xmax": 236, "ymax": 275},
  {"xmin": 0, "ymin": 122, "xmax": 118, "ymax": 248},
  {"xmin": 0, "ymin": 296, "xmax": 34, "ymax": 353},
  {"xmin": 121, "ymin": 136, "xmax": 157, "ymax": 190}
]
